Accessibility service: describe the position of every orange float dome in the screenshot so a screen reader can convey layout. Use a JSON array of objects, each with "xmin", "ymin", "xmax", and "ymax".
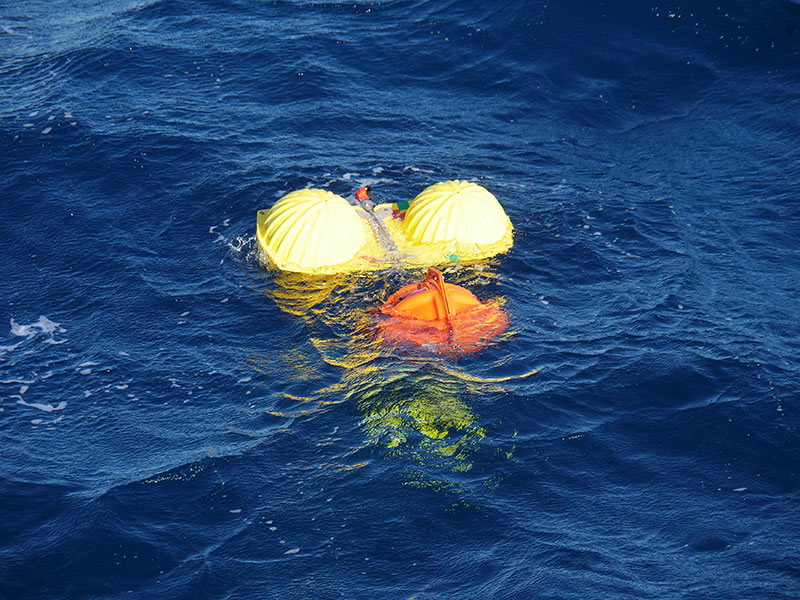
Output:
[{"xmin": 378, "ymin": 268, "xmax": 508, "ymax": 353}]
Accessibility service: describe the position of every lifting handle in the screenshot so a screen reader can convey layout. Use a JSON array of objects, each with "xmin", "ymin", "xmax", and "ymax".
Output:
[{"xmin": 423, "ymin": 268, "xmax": 453, "ymax": 320}]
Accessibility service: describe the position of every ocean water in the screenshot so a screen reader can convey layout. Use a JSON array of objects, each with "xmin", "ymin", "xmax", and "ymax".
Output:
[{"xmin": 2, "ymin": 1, "xmax": 800, "ymax": 598}]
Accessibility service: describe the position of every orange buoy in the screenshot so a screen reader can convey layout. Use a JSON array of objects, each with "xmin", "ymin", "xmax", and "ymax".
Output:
[{"xmin": 378, "ymin": 268, "xmax": 508, "ymax": 353}]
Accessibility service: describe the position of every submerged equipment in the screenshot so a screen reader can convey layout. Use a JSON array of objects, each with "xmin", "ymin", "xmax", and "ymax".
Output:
[
  {"xmin": 377, "ymin": 268, "xmax": 508, "ymax": 353},
  {"xmin": 256, "ymin": 180, "xmax": 513, "ymax": 274}
]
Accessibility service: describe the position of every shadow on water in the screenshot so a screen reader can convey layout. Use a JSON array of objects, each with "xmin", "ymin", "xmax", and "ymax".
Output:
[{"xmin": 247, "ymin": 262, "xmax": 535, "ymax": 491}]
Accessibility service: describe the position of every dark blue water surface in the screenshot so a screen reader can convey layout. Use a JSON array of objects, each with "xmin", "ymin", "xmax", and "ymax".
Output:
[{"xmin": 2, "ymin": 1, "xmax": 800, "ymax": 598}]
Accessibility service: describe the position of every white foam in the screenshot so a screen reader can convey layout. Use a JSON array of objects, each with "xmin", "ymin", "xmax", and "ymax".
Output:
[
  {"xmin": 352, "ymin": 177, "xmax": 395, "ymax": 187},
  {"xmin": 10, "ymin": 319, "xmax": 34, "ymax": 338},
  {"xmin": 225, "ymin": 234, "xmax": 253, "ymax": 253},
  {"xmin": 17, "ymin": 399, "xmax": 67, "ymax": 412},
  {"xmin": 32, "ymin": 316, "xmax": 60, "ymax": 335},
  {"xmin": 41, "ymin": 127, "xmax": 53, "ymax": 135},
  {"xmin": 32, "ymin": 414, "xmax": 64, "ymax": 425},
  {"xmin": 0, "ymin": 342, "xmax": 22, "ymax": 356},
  {"xmin": 404, "ymin": 165, "xmax": 434, "ymax": 174},
  {"xmin": 284, "ymin": 548, "xmax": 300, "ymax": 555},
  {"xmin": 9, "ymin": 317, "xmax": 65, "ymax": 344}
]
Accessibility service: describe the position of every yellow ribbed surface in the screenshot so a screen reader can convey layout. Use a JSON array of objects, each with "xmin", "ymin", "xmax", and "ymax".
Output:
[
  {"xmin": 404, "ymin": 180, "xmax": 512, "ymax": 245},
  {"xmin": 257, "ymin": 189, "xmax": 367, "ymax": 271}
]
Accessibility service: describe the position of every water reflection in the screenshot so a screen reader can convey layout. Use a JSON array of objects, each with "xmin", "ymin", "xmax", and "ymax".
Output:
[
  {"xmin": 347, "ymin": 359, "xmax": 486, "ymax": 472},
  {"xmin": 254, "ymin": 264, "xmax": 530, "ymax": 480}
]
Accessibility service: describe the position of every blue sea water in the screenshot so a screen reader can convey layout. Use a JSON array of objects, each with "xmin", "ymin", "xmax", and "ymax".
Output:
[{"xmin": 2, "ymin": 0, "xmax": 800, "ymax": 598}]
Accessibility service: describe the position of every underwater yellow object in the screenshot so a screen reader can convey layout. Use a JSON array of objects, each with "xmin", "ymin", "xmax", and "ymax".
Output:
[{"xmin": 256, "ymin": 181, "xmax": 514, "ymax": 274}]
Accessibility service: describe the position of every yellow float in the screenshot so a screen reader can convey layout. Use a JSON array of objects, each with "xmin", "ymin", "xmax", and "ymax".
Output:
[
  {"xmin": 256, "ymin": 180, "xmax": 514, "ymax": 274},
  {"xmin": 402, "ymin": 180, "xmax": 513, "ymax": 245},
  {"xmin": 256, "ymin": 189, "xmax": 375, "ymax": 274}
]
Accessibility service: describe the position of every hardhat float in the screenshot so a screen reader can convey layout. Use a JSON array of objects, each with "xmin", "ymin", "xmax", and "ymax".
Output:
[
  {"xmin": 404, "ymin": 180, "xmax": 513, "ymax": 246},
  {"xmin": 256, "ymin": 189, "xmax": 369, "ymax": 273}
]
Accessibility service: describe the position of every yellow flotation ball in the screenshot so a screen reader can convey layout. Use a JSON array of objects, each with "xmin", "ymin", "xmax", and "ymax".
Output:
[
  {"xmin": 404, "ymin": 180, "xmax": 513, "ymax": 245},
  {"xmin": 257, "ymin": 189, "xmax": 367, "ymax": 272}
]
